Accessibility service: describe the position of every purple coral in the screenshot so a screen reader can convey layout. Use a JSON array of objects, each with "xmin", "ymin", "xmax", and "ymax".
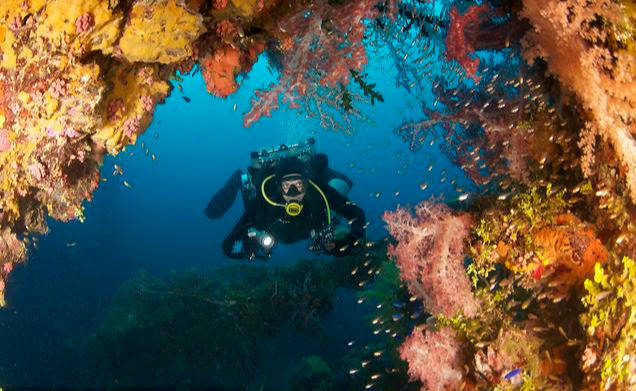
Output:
[
  {"xmin": 64, "ymin": 126, "xmax": 79, "ymax": 139},
  {"xmin": 75, "ymin": 13, "xmax": 94, "ymax": 33},
  {"xmin": 49, "ymin": 79, "xmax": 67, "ymax": 99},
  {"xmin": 123, "ymin": 117, "xmax": 140, "ymax": 138},
  {"xmin": 141, "ymin": 95, "xmax": 154, "ymax": 113},
  {"xmin": 138, "ymin": 67, "xmax": 155, "ymax": 86}
]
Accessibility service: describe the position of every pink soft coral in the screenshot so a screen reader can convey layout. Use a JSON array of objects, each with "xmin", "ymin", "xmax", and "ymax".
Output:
[
  {"xmin": 0, "ymin": 129, "xmax": 10, "ymax": 152},
  {"xmin": 141, "ymin": 95, "xmax": 154, "ymax": 113},
  {"xmin": 399, "ymin": 326, "xmax": 466, "ymax": 391},
  {"xmin": 383, "ymin": 201, "xmax": 479, "ymax": 317},
  {"xmin": 521, "ymin": 0, "xmax": 636, "ymax": 200}
]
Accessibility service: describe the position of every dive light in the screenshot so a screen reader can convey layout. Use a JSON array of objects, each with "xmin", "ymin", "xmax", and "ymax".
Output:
[{"xmin": 248, "ymin": 228, "xmax": 276, "ymax": 253}]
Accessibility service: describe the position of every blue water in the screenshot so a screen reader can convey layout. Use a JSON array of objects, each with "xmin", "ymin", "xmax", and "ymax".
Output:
[{"xmin": 0, "ymin": 42, "xmax": 473, "ymax": 387}]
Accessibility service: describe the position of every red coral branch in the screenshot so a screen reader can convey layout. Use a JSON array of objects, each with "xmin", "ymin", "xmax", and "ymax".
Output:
[
  {"xmin": 243, "ymin": 0, "xmax": 377, "ymax": 127},
  {"xmin": 445, "ymin": 5, "xmax": 489, "ymax": 81},
  {"xmin": 445, "ymin": 5, "xmax": 525, "ymax": 81}
]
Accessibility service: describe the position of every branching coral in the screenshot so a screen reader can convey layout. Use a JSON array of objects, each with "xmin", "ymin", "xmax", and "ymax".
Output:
[
  {"xmin": 385, "ymin": 185, "xmax": 618, "ymax": 390},
  {"xmin": 243, "ymin": 0, "xmax": 378, "ymax": 129},
  {"xmin": 393, "ymin": 66, "xmax": 579, "ymax": 188},
  {"xmin": 445, "ymin": 5, "xmax": 488, "ymax": 81},
  {"xmin": 383, "ymin": 200, "xmax": 479, "ymax": 318},
  {"xmin": 0, "ymin": 2, "xmax": 631, "ymax": 390}
]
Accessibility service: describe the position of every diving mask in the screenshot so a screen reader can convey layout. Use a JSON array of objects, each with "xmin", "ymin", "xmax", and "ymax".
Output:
[
  {"xmin": 281, "ymin": 175, "xmax": 305, "ymax": 216},
  {"xmin": 281, "ymin": 175, "xmax": 305, "ymax": 195}
]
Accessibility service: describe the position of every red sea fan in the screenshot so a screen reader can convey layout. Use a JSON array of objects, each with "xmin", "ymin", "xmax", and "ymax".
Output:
[
  {"xmin": 398, "ymin": 326, "xmax": 466, "ymax": 391},
  {"xmin": 383, "ymin": 201, "xmax": 479, "ymax": 317},
  {"xmin": 445, "ymin": 5, "xmax": 490, "ymax": 81},
  {"xmin": 445, "ymin": 4, "xmax": 526, "ymax": 81},
  {"xmin": 243, "ymin": 0, "xmax": 377, "ymax": 128}
]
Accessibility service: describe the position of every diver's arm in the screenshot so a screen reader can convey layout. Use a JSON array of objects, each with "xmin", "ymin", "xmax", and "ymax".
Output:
[
  {"xmin": 205, "ymin": 170, "xmax": 242, "ymax": 219},
  {"xmin": 222, "ymin": 210, "xmax": 258, "ymax": 259},
  {"xmin": 321, "ymin": 185, "xmax": 366, "ymax": 256}
]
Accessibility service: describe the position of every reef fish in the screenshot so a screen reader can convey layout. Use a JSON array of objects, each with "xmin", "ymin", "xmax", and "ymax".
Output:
[{"xmin": 504, "ymin": 368, "xmax": 521, "ymax": 380}]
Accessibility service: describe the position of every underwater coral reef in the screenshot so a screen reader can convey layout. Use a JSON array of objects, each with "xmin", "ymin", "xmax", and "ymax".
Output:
[{"xmin": 0, "ymin": 0, "xmax": 635, "ymax": 389}]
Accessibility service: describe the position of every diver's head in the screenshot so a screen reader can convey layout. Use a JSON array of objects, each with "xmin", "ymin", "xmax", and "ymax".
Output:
[
  {"xmin": 277, "ymin": 157, "xmax": 307, "ymax": 203},
  {"xmin": 280, "ymin": 173, "xmax": 306, "ymax": 202}
]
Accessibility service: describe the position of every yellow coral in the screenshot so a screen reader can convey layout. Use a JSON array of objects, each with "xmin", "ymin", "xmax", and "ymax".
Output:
[
  {"xmin": 118, "ymin": 0, "xmax": 204, "ymax": 64},
  {"xmin": 0, "ymin": 26, "xmax": 17, "ymax": 69},
  {"xmin": 231, "ymin": 0, "xmax": 262, "ymax": 17},
  {"xmin": 34, "ymin": 0, "xmax": 123, "ymax": 55},
  {"xmin": 0, "ymin": 0, "xmax": 47, "ymax": 19},
  {"xmin": 92, "ymin": 64, "xmax": 170, "ymax": 153},
  {"xmin": 581, "ymin": 257, "xmax": 636, "ymax": 389}
]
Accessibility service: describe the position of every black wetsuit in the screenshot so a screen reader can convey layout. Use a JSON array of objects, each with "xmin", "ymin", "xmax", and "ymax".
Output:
[{"xmin": 205, "ymin": 154, "xmax": 366, "ymax": 260}]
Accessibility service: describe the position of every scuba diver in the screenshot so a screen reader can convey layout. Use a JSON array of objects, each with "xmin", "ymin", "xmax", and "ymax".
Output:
[{"xmin": 205, "ymin": 138, "xmax": 366, "ymax": 260}]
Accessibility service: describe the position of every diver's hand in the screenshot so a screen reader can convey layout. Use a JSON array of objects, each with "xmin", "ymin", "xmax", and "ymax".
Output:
[
  {"xmin": 231, "ymin": 238, "xmax": 259, "ymax": 261},
  {"xmin": 245, "ymin": 230, "xmax": 273, "ymax": 261},
  {"xmin": 309, "ymin": 225, "xmax": 335, "ymax": 254}
]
